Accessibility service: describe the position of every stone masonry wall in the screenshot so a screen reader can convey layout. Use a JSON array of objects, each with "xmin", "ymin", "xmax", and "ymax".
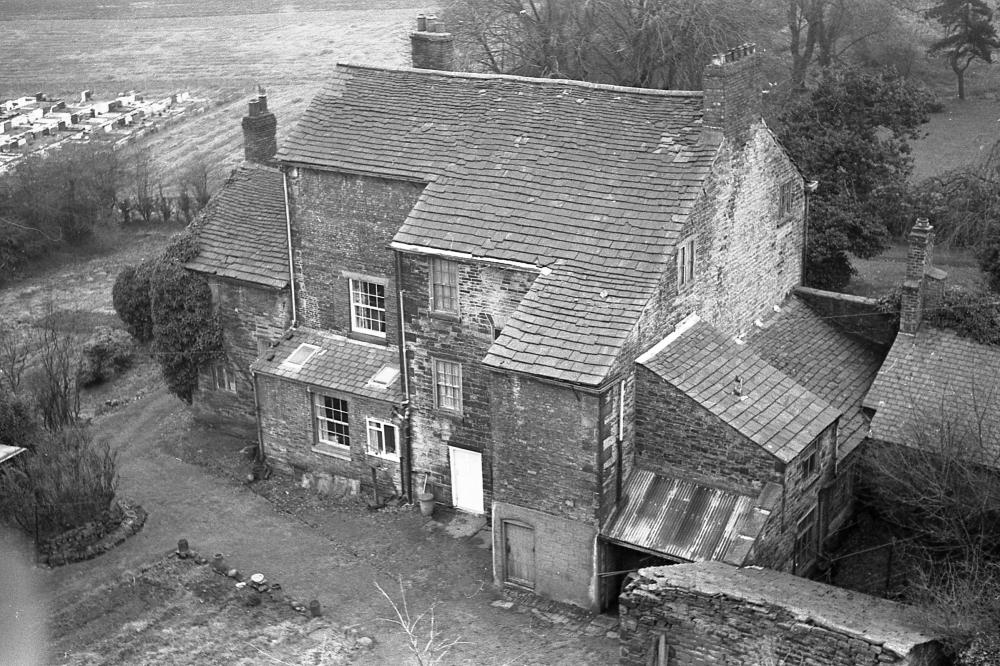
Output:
[
  {"xmin": 289, "ymin": 169, "xmax": 423, "ymax": 342},
  {"xmin": 400, "ymin": 253, "xmax": 536, "ymax": 510},
  {"xmin": 194, "ymin": 277, "xmax": 290, "ymax": 438},
  {"xmin": 633, "ymin": 365, "xmax": 781, "ymax": 496},
  {"xmin": 257, "ymin": 374, "xmax": 401, "ymax": 497},
  {"xmin": 490, "ymin": 373, "xmax": 602, "ymax": 524},
  {"xmin": 492, "ymin": 502, "xmax": 598, "ymax": 610},
  {"xmin": 611, "ymin": 124, "xmax": 804, "ymax": 485},
  {"xmin": 794, "ymin": 286, "xmax": 897, "ymax": 350},
  {"xmin": 673, "ymin": 125, "xmax": 804, "ymax": 340},
  {"xmin": 618, "ymin": 566, "xmax": 935, "ymax": 666}
]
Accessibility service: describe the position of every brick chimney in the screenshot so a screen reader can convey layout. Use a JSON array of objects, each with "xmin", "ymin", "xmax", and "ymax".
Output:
[
  {"xmin": 410, "ymin": 14, "xmax": 454, "ymax": 71},
  {"xmin": 899, "ymin": 218, "xmax": 939, "ymax": 335},
  {"xmin": 702, "ymin": 44, "xmax": 762, "ymax": 144},
  {"xmin": 242, "ymin": 87, "xmax": 277, "ymax": 164}
]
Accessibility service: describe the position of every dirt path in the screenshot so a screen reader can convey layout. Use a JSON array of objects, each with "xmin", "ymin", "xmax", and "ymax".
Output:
[{"xmin": 36, "ymin": 389, "xmax": 617, "ymax": 665}]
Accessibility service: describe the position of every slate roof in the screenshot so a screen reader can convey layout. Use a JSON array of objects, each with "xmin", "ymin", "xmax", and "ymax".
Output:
[
  {"xmin": 604, "ymin": 469, "xmax": 779, "ymax": 565},
  {"xmin": 746, "ymin": 296, "xmax": 884, "ymax": 460},
  {"xmin": 252, "ymin": 327, "xmax": 402, "ymax": 403},
  {"xmin": 639, "ymin": 316, "xmax": 841, "ymax": 462},
  {"xmin": 864, "ymin": 327, "xmax": 1000, "ymax": 455},
  {"xmin": 185, "ymin": 165, "xmax": 289, "ymax": 290},
  {"xmin": 279, "ymin": 64, "xmax": 722, "ymax": 386}
]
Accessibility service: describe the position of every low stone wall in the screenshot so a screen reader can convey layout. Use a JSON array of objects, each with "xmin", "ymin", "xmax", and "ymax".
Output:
[
  {"xmin": 619, "ymin": 562, "xmax": 945, "ymax": 666},
  {"xmin": 40, "ymin": 498, "xmax": 147, "ymax": 567},
  {"xmin": 795, "ymin": 286, "xmax": 897, "ymax": 349}
]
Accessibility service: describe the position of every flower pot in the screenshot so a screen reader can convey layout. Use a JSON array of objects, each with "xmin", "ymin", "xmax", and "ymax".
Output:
[{"xmin": 417, "ymin": 492, "xmax": 435, "ymax": 517}]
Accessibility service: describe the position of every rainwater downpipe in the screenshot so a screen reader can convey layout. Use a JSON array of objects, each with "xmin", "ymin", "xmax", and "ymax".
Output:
[
  {"xmin": 802, "ymin": 179, "xmax": 819, "ymax": 286},
  {"xmin": 395, "ymin": 250, "xmax": 413, "ymax": 503},
  {"xmin": 282, "ymin": 168, "xmax": 298, "ymax": 327},
  {"xmin": 251, "ymin": 368, "xmax": 266, "ymax": 467},
  {"xmin": 616, "ymin": 379, "xmax": 625, "ymax": 504}
]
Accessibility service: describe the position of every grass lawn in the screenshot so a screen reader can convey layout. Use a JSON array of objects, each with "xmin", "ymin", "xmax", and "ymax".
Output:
[{"xmin": 846, "ymin": 241, "xmax": 984, "ymax": 298}]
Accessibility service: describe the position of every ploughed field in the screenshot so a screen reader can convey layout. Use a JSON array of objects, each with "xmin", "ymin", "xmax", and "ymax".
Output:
[{"xmin": 1, "ymin": 0, "xmax": 423, "ymax": 187}]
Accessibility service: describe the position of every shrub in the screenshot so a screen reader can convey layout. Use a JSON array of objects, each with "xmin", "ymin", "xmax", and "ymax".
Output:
[
  {"xmin": 76, "ymin": 327, "xmax": 135, "ymax": 387},
  {"xmin": 149, "ymin": 261, "xmax": 222, "ymax": 403},
  {"xmin": 112, "ymin": 260, "xmax": 155, "ymax": 343},
  {"xmin": 0, "ymin": 427, "xmax": 118, "ymax": 540},
  {"xmin": 978, "ymin": 229, "xmax": 1000, "ymax": 294},
  {"xmin": 0, "ymin": 388, "xmax": 36, "ymax": 452}
]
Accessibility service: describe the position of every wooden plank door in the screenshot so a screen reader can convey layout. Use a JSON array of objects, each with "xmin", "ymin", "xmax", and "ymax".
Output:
[
  {"xmin": 504, "ymin": 521, "xmax": 535, "ymax": 588},
  {"xmin": 448, "ymin": 446, "xmax": 484, "ymax": 514}
]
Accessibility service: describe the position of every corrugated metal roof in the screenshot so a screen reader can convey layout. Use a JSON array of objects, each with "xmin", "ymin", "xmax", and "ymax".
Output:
[{"xmin": 604, "ymin": 469, "xmax": 776, "ymax": 565}]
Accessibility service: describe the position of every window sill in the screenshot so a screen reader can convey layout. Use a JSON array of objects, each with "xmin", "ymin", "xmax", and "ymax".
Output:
[
  {"xmin": 366, "ymin": 451, "xmax": 400, "ymax": 463},
  {"xmin": 430, "ymin": 310, "xmax": 460, "ymax": 323},
  {"xmin": 347, "ymin": 330, "xmax": 388, "ymax": 345},
  {"xmin": 312, "ymin": 444, "xmax": 351, "ymax": 461},
  {"xmin": 434, "ymin": 408, "xmax": 464, "ymax": 421}
]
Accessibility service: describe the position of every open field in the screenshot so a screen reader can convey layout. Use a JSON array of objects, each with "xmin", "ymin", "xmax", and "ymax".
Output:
[{"xmin": 1, "ymin": 0, "xmax": 425, "ymax": 189}]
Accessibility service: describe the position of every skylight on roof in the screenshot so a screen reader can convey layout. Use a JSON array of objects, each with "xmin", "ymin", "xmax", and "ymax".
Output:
[
  {"xmin": 282, "ymin": 343, "xmax": 319, "ymax": 369},
  {"xmin": 369, "ymin": 365, "xmax": 400, "ymax": 388}
]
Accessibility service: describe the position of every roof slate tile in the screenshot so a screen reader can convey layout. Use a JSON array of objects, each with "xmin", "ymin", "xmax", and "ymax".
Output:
[
  {"xmin": 641, "ymin": 318, "xmax": 840, "ymax": 462},
  {"xmin": 280, "ymin": 65, "xmax": 720, "ymax": 386},
  {"xmin": 185, "ymin": 165, "xmax": 289, "ymax": 290}
]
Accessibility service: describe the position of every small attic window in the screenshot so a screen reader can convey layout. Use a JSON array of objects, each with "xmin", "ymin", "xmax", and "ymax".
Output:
[
  {"xmin": 369, "ymin": 365, "xmax": 399, "ymax": 388},
  {"xmin": 282, "ymin": 343, "xmax": 319, "ymax": 369}
]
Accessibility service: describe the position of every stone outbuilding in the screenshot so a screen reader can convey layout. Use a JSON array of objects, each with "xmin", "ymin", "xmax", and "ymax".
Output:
[{"xmin": 619, "ymin": 561, "xmax": 946, "ymax": 665}]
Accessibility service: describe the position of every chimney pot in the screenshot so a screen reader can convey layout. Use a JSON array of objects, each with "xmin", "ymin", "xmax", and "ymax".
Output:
[
  {"xmin": 242, "ymin": 90, "xmax": 277, "ymax": 164},
  {"xmin": 416, "ymin": 14, "xmax": 426, "ymax": 31},
  {"xmin": 410, "ymin": 14, "xmax": 454, "ymax": 70},
  {"xmin": 702, "ymin": 43, "xmax": 761, "ymax": 144}
]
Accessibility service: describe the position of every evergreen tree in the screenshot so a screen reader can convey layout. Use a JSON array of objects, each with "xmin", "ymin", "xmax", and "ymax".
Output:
[{"xmin": 926, "ymin": 0, "xmax": 1000, "ymax": 99}]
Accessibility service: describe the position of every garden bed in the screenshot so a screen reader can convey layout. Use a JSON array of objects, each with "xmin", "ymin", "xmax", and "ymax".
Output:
[{"xmin": 39, "ymin": 498, "xmax": 147, "ymax": 567}]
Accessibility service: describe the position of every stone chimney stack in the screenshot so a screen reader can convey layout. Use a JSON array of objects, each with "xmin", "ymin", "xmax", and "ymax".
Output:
[
  {"xmin": 242, "ymin": 87, "xmax": 277, "ymax": 164},
  {"xmin": 410, "ymin": 15, "xmax": 455, "ymax": 71},
  {"xmin": 899, "ymin": 218, "xmax": 935, "ymax": 335},
  {"xmin": 702, "ymin": 44, "xmax": 762, "ymax": 145}
]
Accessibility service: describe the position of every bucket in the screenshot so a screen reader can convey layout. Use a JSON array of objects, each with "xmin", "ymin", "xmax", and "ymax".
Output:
[{"xmin": 417, "ymin": 491, "xmax": 435, "ymax": 517}]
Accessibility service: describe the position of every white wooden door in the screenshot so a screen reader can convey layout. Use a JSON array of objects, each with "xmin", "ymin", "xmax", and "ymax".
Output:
[{"xmin": 449, "ymin": 446, "xmax": 484, "ymax": 514}]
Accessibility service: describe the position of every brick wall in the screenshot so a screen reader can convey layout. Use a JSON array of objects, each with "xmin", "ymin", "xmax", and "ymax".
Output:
[
  {"xmin": 619, "ymin": 563, "xmax": 944, "ymax": 666},
  {"xmin": 633, "ymin": 365, "xmax": 780, "ymax": 496},
  {"xmin": 256, "ymin": 373, "xmax": 401, "ymax": 497},
  {"xmin": 193, "ymin": 277, "xmax": 290, "ymax": 437},
  {"xmin": 400, "ymin": 253, "xmax": 536, "ymax": 509},
  {"xmin": 490, "ymin": 373, "xmax": 602, "ymax": 524},
  {"xmin": 492, "ymin": 502, "xmax": 598, "ymax": 610},
  {"xmin": 289, "ymin": 169, "xmax": 423, "ymax": 341}
]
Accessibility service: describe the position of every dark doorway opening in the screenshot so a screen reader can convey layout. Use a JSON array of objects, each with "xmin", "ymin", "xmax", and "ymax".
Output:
[{"xmin": 599, "ymin": 540, "xmax": 679, "ymax": 613}]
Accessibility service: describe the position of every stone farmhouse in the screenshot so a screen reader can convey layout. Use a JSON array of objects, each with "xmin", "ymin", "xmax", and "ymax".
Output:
[{"xmin": 186, "ymin": 18, "xmax": 896, "ymax": 611}]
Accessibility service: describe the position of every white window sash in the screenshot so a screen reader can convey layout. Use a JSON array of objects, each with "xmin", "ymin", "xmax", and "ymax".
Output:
[{"xmin": 349, "ymin": 279, "xmax": 387, "ymax": 337}]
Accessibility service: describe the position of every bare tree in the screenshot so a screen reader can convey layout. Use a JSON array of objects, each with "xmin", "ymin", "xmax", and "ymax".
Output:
[
  {"xmin": 442, "ymin": 0, "xmax": 773, "ymax": 89},
  {"xmin": 787, "ymin": 0, "xmax": 900, "ymax": 90},
  {"xmin": 30, "ymin": 323, "xmax": 81, "ymax": 431},
  {"xmin": 0, "ymin": 323, "xmax": 33, "ymax": 394},
  {"xmin": 156, "ymin": 184, "xmax": 173, "ymax": 225},
  {"xmin": 181, "ymin": 154, "xmax": 215, "ymax": 212}
]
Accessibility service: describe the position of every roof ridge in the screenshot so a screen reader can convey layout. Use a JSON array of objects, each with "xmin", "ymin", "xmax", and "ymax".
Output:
[{"xmin": 335, "ymin": 63, "xmax": 706, "ymax": 99}]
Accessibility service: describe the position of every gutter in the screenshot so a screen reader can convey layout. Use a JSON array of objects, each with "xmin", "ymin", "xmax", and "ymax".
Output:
[{"xmin": 282, "ymin": 168, "xmax": 298, "ymax": 327}]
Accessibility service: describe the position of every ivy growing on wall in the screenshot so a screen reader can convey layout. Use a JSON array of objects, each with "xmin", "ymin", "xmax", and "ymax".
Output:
[{"xmin": 113, "ymin": 231, "xmax": 222, "ymax": 403}]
